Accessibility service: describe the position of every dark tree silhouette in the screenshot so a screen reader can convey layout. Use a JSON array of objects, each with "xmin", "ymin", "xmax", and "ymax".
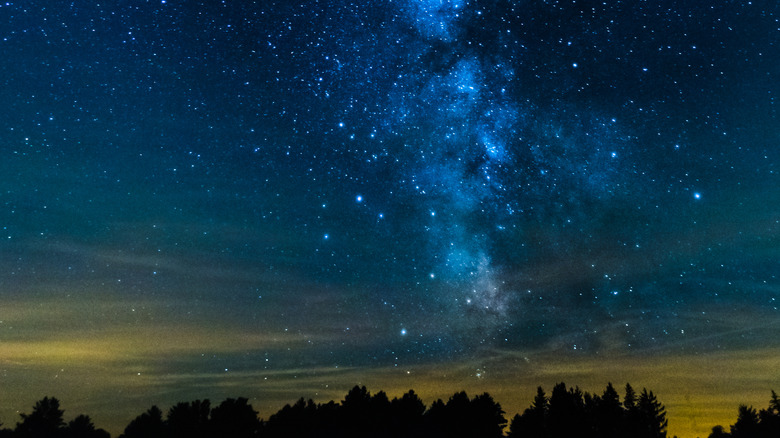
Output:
[
  {"xmin": 338, "ymin": 385, "xmax": 376, "ymax": 438},
  {"xmin": 592, "ymin": 382, "xmax": 624, "ymax": 438},
  {"xmin": 508, "ymin": 386, "xmax": 547, "ymax": 438},
  {"xmin": 265, "ymin": 387, "xmax": 504, "ymax": 438},
  {"xmin": 547, "ymin": 383, "xmax": 586, "ymax": 438},
  {"xmin": 469, "ymin": 392, "xmax": 507, "ymax": 438},
  {"xmin": 636, "ymin": 388, "xmax": 668, "ymax": 438},
  {"xmin": 622, "ymin": 383, "xmax": 642, "ymax": 437},
  {"xmin": 209, "ymin": 397, "xmax": 261, "ymax": 438},
  {"xmin": 730, "ymin": 405, "xmax": 760, "ymax": 438},
  {"xmin": 62, "ymin": 415, "xmax": 111, "ymax": 438},
  {"xmin": 710, "ymin": 390, "xmax": 780, "ymax": 438},
  {"xmin": 265, "ymin": 398, "xmax": 320, "ymax": 438},
  {"xmin": 367, "ymin": 390, "xmax": 392, "ymax": 438},
  {"xmin": 771, "ymin": 390, "xmax": 780, "ymax": 413},
  {"xmin": 425, "ymin": 390, "xmax": 505, "ymax": 438},
  {"xmin": 166, "ymin": 400, "xmax": 210, "ymax": 438},
  {"xmin": 5, "ymin": 398, "xmax": 110, "ymax": 438},
  {"xmin": 426, "ymin": 392, "xmax": 461, "ymax": 438},
  {"xmin": 313, "ymin": 400, "xmax": 339, "ymax": 438},
  {"xmin": 757, "ymin": 390, "xmax": 780, "ymax": 438},
  {"xmin": 389, "ymin": 390, "xmax": 426, "ymax": 438},
  {"xmin": 342, "ymin": 385, "xmax": 371, "ymax": 409},
  {"xmin": 15, "ymin": 396, "xmax": 66, "ymax": 438},
  {"xmin": 624, "ymin": 383, "xmax": 637, "ymax": 411},
  {"xmin": 264, "ymin": 386, "xmax": 432, "ymax": 438},
  {"xmin": 708, "ymin": 424, "xmax": 732, "ymax": 438},
  {"xmin": 509, "ymin": 382, "xmax": 668, "ymax": 438},
  {"xmin": 119, "ymin": 405, "xmax": 166, "ymax": 438},
  {"xmin": 6, "ymin": 383, "xmax": 685, "ymax": 438},
  {"xmin": 438, "ymin": 391, "xmax": 472, "ymax": 438},
  {"xmin": 424, "ymin": 397, "xmax": 448, "ymax": 438}
]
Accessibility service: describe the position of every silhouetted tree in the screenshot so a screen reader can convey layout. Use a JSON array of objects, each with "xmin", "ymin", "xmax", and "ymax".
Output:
[
  {"xmin": 470, "ymin": 392, "xmax": 506, "ymax": 438},
  {"xmin": 591, "ymin": 382, "xmax": 623, "ymax": 438},
  {"xmin": 623, "ymin": 383, "xmax": 637, "ymax": 411},
  {"xmin": 547, "ymin": 383, "xmax": 586, "ymax": 438},
  {"xmin": 369, "ymin": 390, "xmax": 393, "ymax": 438},
  {"xmin": 389, "ymin": 390, "xmax": 426, "ymax": 438},
  {"xmin": 771, "ymin": 390, "xmax": 780, "ymax": 414},
  {"xmin": 342, "ymin": 385, "xmax": 371, "ymax": 411},
  {"xmin": 62, "ymin": 415, "xmax": 110, "ymax": 438},
  {"xmin": 265, "ymin": 398, "xmax": 319, "ymax": 438},
  {"xmin": 445, "ymin": 391, "xmax": 472, "ymax": 438},
  {"xmin": 119, "ymin": 405, "xmax": 166, "ymax": 438},
  {"xmin": 708, "ymin": 424, "xmax": 732, "ymax": 438},
  {"xmin": 757, "ymin": 390, "xmax": 780, "ymax": 438},
  {"xmin": 713, "ymin": 390, "xmax": 780, "ymax": 438},
  {"xmin": 313, "ymin": 400, "xmax": 340, "ymax": 438},
  {"xmin": 636, "ymin": 389, "xmax": 667, "ymax": 438},
  {"xmin": 730, "ymin": 405, "xmax": 759, "ymax": 438},
  {"xmin": 338, "ymin": 385, "xmax": 375, "ymax": 438},
  {"xmin": 425, "ymin": 398, "xmax": 448, "ymax": 438},
  {"xmin": 508, "ymin": 386, "xmax": 547, "ymax": 438},
  {"xmin": 15, "ymin": 384, "xmax": 710, "ymax": 438},
  {"xmin": 16, "ymin": 396, "xmax": 66, "ymax": 438},
  {"xmin": 210, "ymin": 397, "xmax": 261, "ymax": 438},
  {"xmin": 621, "ymin": 383, "xmax": 642, "ymax": 437},
  {"xmin": 424, "ymin": 391, "xmax": 505, "ymax": 438},
  {"xmin": 510, "ymin": 382, "xmax": 669, "ymax": 438},
  {"xmin": 166, "ymin": 399, "xmax": 210, "ymax": 438},
  {"xmin": 426, "ymin": 391, "xmax": 470, "ymax": 438}
]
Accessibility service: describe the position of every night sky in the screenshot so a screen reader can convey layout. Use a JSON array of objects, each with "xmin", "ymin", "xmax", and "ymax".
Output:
[{"xmin": 1, "ymin": 1, "xmax": 779, "ymax": 437}]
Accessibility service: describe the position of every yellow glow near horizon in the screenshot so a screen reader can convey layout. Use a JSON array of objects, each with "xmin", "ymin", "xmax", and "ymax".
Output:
[
  {"xmin": 2, "ymin": 336, "xmax": 777, "ymax": 437},
  {"xmin": 1, "ymin": 294, "xmax": 778, "ymax": 438}
]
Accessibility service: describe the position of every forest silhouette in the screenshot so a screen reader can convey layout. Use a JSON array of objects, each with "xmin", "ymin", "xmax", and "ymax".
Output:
[{"xmin": 1, "ymin": 383, "xmax": 778, "ymax": 438}]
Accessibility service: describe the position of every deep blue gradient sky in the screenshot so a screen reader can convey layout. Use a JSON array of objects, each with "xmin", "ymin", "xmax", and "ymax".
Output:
[{"xmin": 1, "ymin": 2, "xmax": 779, "ymax": 436}]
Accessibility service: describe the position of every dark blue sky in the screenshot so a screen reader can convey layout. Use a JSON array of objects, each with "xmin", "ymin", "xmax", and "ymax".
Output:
[{"xmin": 1, "ymin": 2, "xmax": 778, "ymax": 436}]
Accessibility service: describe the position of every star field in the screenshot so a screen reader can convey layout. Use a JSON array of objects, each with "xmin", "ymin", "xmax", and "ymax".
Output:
[{"xmin": 1, "ymin": 1, "xmax": 779, "ymax": 437}]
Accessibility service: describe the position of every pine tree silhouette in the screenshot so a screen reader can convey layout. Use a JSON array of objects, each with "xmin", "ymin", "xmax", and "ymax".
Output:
[
  {"xmin": 592, "ymin": 382, "xmax": 623, "ymax": 438},
  {"xmin": 63, "ymin": 415, "xmax": 111, "ymax": 438},
  {"xmin": 119, "ymin": 405, "xmax": 166, "ymax": 438},
  {"xmin": 637, "ymin": 389, "xmax": 667, "ymax": 438},
  {"xmin": 730, "ymin": 405, "xmax": 759, "ymax": 438},
  {"xmin": 210, "ymin": 397, "xmax": 261, "ymax": 438},
  {"xmin": 708, "ymin": 424, "xmax": 731, "ymax": 438},
  {"xmin": 389, "ymin": 390, "xmax": 426, "ymax": 438},
  {"xmin": 508, "ymin": 386, "xmax": 547, "ymax": 438},
  {"xmin": 15, "ymin": 397, "xmax": 66, "ymax": 438},
  {"xmin": 166, "ymin": 399, "xmax": 210, "ymax": 438}
]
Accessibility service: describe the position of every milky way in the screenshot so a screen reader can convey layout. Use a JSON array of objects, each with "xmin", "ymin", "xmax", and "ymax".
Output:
[{"xmin": 1, "ymin": 1, "xmax": 779, "ymax": 436}]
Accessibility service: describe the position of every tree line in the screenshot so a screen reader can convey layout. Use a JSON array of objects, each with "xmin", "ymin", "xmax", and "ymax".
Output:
[
  {"xmin": 508, "ymin": 382, "xmax": 667, "ymax": 438},
  {"xmin": 0, "ymin": 383, "xmax": 775, "ymax": 438},
  {"xmin": 707, "ymin": 390, "xmax": 780, "ymax": 438}
]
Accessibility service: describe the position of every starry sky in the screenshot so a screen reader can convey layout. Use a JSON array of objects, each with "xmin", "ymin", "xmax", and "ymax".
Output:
[{"xmin": 1, "ymin": 1, "xmax": 779, "ymax": 437}]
